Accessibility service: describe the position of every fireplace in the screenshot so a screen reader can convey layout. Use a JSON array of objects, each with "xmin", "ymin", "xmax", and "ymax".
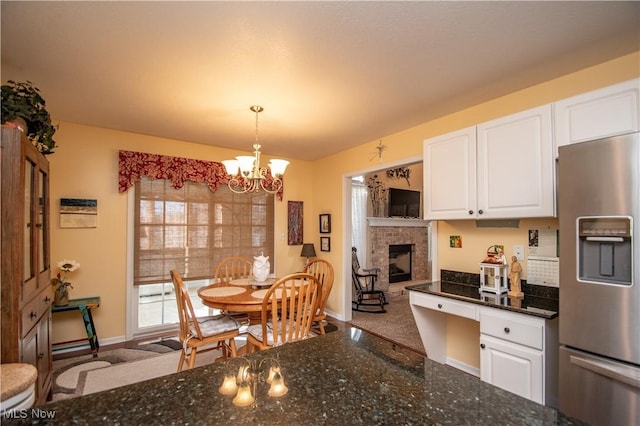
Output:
[
  {"xmin": 389, "ymin": 244, "xmax": 412, "ymax": 283},
  {"xmin": 367, "ymin": 218, "xmax": 431, "ymax": 288}
]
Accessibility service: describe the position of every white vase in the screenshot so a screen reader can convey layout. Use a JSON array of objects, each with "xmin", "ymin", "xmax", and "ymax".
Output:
[{"xmin": 253, "ymin": 254, "xmax": 270, "ymax": 282}]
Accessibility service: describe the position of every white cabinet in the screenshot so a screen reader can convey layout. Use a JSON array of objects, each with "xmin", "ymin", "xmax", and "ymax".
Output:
[
  {"xmin": 423, "ymin": 127, "xmax": 477, "ymax": 220},
  {"xmin": 423, "ymin": 105, "xmax": 555, "ymax": 220},
  {"xmin": 480, "ymin": 334, "xmax": 543, "ymax": 403},
  {"xmin": 479, "ymin": 308, "xmax": 557, "ymax": 406},
  {"xmin": 410, "ymin": 291, "xmax": 559, "ymax": 406},
  {"xmin": 554, "ymin": 79, "xmax": 640, "ymax": 156}
]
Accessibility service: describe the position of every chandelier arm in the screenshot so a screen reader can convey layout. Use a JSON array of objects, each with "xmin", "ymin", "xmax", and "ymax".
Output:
[{"xmin": 260, "ymin": 177, "xmax": 283, "ymax": 194}]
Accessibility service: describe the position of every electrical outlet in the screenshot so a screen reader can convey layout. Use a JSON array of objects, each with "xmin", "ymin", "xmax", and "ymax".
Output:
[{"xmin": 513, "ymin": 245, "xmax": 524, "ymax": 261}]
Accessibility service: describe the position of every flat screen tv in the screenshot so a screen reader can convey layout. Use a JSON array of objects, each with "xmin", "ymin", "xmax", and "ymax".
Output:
[{"xmin": 388, "ymin": 188, "xmax": 421, "ymax": 218}]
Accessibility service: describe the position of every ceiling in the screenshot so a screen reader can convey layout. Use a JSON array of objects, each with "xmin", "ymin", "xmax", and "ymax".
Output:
[{"xmin": 2, "ymin": 1, "xmax": 639, "ymax": 161}]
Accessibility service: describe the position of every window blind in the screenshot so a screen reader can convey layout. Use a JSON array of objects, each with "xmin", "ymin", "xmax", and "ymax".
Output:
[{"xmin": 134, "ymin": 177, "xmax": 274, "ymax": 285}]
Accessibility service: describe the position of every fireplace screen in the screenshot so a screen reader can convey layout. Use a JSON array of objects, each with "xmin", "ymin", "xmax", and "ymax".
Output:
[{"xmin": 389, "ymin": 244, "xmax": 412, "ymax": 283}]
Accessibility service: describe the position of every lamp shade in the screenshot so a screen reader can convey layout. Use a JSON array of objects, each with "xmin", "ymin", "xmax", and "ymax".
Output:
[
  {"xmin": 300, "ymin": 243, "xmax": 316, "ymax": 258},
  {"xmin": 268, "ymin": 159, "xmax": 290, "ymax": 177}
]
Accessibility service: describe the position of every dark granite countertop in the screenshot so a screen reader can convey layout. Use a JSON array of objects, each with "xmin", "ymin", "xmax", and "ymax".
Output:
[
  {"xmin": 406, "ymin": 272, "xmax": 558, "ymax": 320},
  {"xmin": 5, "ymin": 329, "xmax": 584, "ymax": 425}
]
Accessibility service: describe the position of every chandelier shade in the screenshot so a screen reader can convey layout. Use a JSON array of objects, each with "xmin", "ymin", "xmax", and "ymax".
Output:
[{"xmin": 223, "ymin": 106, "xmax": 289, "ymax": 194}]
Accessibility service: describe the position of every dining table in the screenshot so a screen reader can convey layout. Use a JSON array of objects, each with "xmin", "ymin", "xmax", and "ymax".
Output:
[{"xmin": 197, "ymin": 277, "xmax": 279, "ymax": 324}]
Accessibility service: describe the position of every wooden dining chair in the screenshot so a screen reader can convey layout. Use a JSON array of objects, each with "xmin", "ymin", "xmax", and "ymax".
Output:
[
  {"xmin": 170, "ymin": 270, "xmax": 241, "ymax": 371},
  {"xmin": 246, "ymin": 273, "xmax": 321, "ymax": 352},
  {"xmin": 214, "ymin": 256, "xmax": 253, "ymax": 283},
  {"xmin": 214, "ymin": 256, "xmax": 253, "ymax": 324},
  {"xmin": 304, "ymin": 259, "xmax": 334, "ymax": 334}
]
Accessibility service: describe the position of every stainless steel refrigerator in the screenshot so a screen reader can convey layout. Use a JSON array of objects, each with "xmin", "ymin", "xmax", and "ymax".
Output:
[{"xmin": 558, "ymin": 132, "xmax": 640, "ymax": 426}]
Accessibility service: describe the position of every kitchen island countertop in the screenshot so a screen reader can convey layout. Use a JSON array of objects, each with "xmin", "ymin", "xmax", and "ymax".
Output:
[{"xmin": 4, "ymin": 329, "xmax": 584, "ymax": 425}]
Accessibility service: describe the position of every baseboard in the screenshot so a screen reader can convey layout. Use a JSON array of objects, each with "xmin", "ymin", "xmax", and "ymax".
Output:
[
  {"xmin": 446, "ymin": 357, "xmax": 480, "ymax": 378},
  {"xmin": 53, "ymin": 335, "xmax": 126, "ymax": 359}
]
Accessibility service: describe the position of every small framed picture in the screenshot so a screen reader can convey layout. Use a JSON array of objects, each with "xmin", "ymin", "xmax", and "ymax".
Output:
[
  {"xmin": 320, "ymin": 236, "xmax": 331, "ymax": 252},
  {"xmin": 319, "ymin": 214, "xmax": 331, "ymax": 234}
]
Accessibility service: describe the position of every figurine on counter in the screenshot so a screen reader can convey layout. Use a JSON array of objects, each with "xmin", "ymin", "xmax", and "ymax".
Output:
[{"xmin": 508, "ymin": 255, "xmax": 524, "ymax": 298}]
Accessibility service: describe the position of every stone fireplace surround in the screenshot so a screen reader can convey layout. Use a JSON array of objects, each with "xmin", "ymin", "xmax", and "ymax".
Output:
[{"xmin": 367, "ymin": 218, "xmax": 430, "ymax": 289}]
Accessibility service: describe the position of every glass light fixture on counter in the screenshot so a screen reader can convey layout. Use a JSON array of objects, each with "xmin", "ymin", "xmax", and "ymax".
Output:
[
  {"xmin": 222, "ymin": 106, "xmax": 289, "ymax": 194},
  {"xmin": 218, "ymin": 356, "xmax": 288, "ymax": 407}
]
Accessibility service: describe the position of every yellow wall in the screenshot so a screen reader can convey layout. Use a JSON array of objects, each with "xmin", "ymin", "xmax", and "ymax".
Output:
[
  {"xmin": 49, "ymin": 52, "xmax": 639, "ymax": 348},
  {"xmin": 49, "ymin": 123, "xmax": 314, "ymax": 343}
]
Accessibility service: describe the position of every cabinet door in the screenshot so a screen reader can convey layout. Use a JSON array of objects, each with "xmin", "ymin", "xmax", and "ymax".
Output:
[
  {"xmin": 423, "ymin": 127, "xmax": 477, "ymax": 220},
  {"xmin": 477, "ymin": 105, "xmax": 555, "ymax": 218},
  {"xmin": 20, "ymin": 312, "xmax": 51, "ymax": 404},
  {"xmin": 554, "ymin": 79, "xmax": 639, "ymax": 156},
  {"xmin": 480, "ymin": 334, "xmax": 543, "ymax": 404}
]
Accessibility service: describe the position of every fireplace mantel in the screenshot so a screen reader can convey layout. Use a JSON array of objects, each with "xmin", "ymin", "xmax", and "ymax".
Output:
[{"xmin": 367, "ymin": 217, "xmax": 430, "ymax": 227}]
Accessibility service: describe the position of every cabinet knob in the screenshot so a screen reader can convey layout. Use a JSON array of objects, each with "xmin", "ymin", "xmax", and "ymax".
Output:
[
  {"xmin": 504, "ymin": 327, "xmax": 510, "ymax": 333},
  {"xmin": 35, "ymin": 223, "xmax": 43, "ymax": 228},
  {"xmin": 44, "ymin": 296, "xmax": 51, "ymax": 303},
  {"xmin": 38, "ymin": 352, "xmax": 44, "ymax": 360},
  {"xmin": 30, "ymin": 311, "xmax": 37, "ymax": 320},
  {"xmin": 437, "ymin": 303, "xmax": 443, "ymax": 309},
  {"xmin": 468, "ymin": 210, "xmax": 474, "ymax": 215},
  {"xmin": 478, "ymin": 209, "xmax": 484, "ymax": 215},
  {"xmin": 480, "ymin": 343, "xmax": 486, "ymax": 349}
]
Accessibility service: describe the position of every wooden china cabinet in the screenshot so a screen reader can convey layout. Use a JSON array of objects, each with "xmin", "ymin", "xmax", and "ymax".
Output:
[{"xmin": 1, "ymin": 127, "xmax": 53, "ymax": 404}]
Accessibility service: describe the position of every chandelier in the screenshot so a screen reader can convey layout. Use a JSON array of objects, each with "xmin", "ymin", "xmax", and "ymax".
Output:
[{"xmin": 222, "ymin": 106, "xmax": 289, "ymax": 194}]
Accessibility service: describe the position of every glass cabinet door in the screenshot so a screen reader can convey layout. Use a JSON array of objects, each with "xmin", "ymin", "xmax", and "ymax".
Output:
[
  {"xmin": 38, "ymin": 168, "xmax": 48, "ymax": 274},
  {"xmin": 24, "ymin": 159, "xmax": 34, "ymax": 282}
]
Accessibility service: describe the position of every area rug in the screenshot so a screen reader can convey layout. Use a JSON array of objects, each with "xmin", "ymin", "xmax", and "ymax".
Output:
[
  {"xmin": 51, "ymin": 339, "xmax": 185, "ymax": 401},
  {"xmin": 50, "ymin": 325, "xmax": 337, "ymax": 402},
  {"xmin": 350, "ymin": 294, "xmax": 425, "ymax": 355}
]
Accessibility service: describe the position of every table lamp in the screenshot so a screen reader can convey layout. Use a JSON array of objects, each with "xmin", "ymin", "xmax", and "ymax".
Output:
[{"xmin": 300, "ymin": 243, "xmax": 317, "ymax": 268}]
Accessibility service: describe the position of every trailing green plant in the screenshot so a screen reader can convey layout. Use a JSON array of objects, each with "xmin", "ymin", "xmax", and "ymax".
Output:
[{"xmin": 1, "ymin": 80, "xmax": 58, "ymax": 154}]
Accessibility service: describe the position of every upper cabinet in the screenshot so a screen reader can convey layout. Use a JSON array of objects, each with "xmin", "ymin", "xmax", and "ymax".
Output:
[
  {"xmin": 554, "ymin": 79, "xmax": 640, "ymax": 156},
  {"xmin": 424, "ymin": 105, "xmax": 555, "ymax": 220}
]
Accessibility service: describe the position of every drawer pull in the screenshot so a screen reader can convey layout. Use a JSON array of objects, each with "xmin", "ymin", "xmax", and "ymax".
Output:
[
  {"xmin": 468, "ymin": 210, "xmax": 473, "ymax": 215},
  {"xmin": 437, "ymin": 303, "xmax": 443, "ymax": 309},
  {"xmin": 38, "ymin": 352, "xmax": 44, "ymax": 360},
  {"xmin": 480, "ymin": 343, "xmax": 486, "ymax": 349},
  {"xmin": 504, "ymin": 327, "xmax": 510, "ymax": 333},
  {"xmin": 30, "ymin": 311, "xmax": 37, "ymax": 320}
]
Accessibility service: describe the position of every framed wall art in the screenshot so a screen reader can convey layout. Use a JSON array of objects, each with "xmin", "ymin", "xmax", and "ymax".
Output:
[
  {"xmin": 288, "ymin": 201, "xmax": 303, "ymax": 245},
  {"xmin": 319, "ymin": 214, "xmax": 331, "ymax": 234},
  {"xmin": 320, "ymin": 236, "xmax": 331, "ymax": 252},
  {"xmin": 60, "ymin": 198, "xmax": 98, "ymax": 228}
]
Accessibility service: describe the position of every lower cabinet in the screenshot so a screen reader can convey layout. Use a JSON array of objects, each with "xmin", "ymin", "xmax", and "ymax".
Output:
[
  {"xmin": 480, "ymin": 334, "xmax": 543, "ymax": 403},
  {"xmin": 479, "ymin": 308, "xmax": 557, "ymax": 406},
  {"xmin": 410, "ymin": 292, "xmax": 558, "ymax": 406},
  {"xmin": 21, "ymin": 309, "xmax": 53, "ymax": 403}
]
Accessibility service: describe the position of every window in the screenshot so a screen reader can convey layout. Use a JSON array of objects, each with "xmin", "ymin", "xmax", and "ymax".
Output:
[{"xmin": 131, "ymin": 177, "xmax": 274, "ymax": 335}]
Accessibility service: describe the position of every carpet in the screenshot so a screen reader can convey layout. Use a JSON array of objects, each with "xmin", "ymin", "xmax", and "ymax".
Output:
[{"xmin": 350, "ymin": 293, "xmax": 425, "ymax": 355}]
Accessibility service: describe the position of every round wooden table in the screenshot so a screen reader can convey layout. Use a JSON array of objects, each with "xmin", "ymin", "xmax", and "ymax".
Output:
[{"xmin": 197, "ymin": 278, "xmax": 277, "ymax": 314}]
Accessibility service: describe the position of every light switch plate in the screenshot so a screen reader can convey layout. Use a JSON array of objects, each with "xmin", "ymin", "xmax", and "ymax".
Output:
[{"xmin": 513, "ymin": 245, "xmax": 524, "ymax": 261}]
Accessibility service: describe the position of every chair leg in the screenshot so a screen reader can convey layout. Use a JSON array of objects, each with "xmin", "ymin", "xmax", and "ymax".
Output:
[
  {"xmin": 228, "ymin": 338, "xmax": 237, "ymax": 358},
  {"xmin": 188, "ymin": 348, "xmax": 197, "ymax": 369},
  {"xmin": 177, "ymin": 350, "xmax": 187, "ymax": 372},
  {"xmin": 318, "ymin": 321, "xmax": 326, "ymax": 335}
]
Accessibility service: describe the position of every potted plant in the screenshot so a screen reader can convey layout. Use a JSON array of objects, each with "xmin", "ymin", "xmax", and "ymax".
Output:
[
  {"xmin": 1, "ymin": 80, "xmax": 58, "ymax": 154},
  {"xmin": 51, "ymin": 259, "xmax": 80, "ymax": 306}
]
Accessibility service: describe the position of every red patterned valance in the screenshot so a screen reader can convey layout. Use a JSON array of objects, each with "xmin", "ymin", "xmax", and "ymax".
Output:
[{"xmin": 118, "ymin": 150, "xmax": 284, "ymax": 199}]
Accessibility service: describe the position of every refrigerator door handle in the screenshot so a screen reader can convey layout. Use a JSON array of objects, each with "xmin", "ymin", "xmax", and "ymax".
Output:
[{"xmin": 570, "ymin": 354, "xmax": 640, "ymax": 389}]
